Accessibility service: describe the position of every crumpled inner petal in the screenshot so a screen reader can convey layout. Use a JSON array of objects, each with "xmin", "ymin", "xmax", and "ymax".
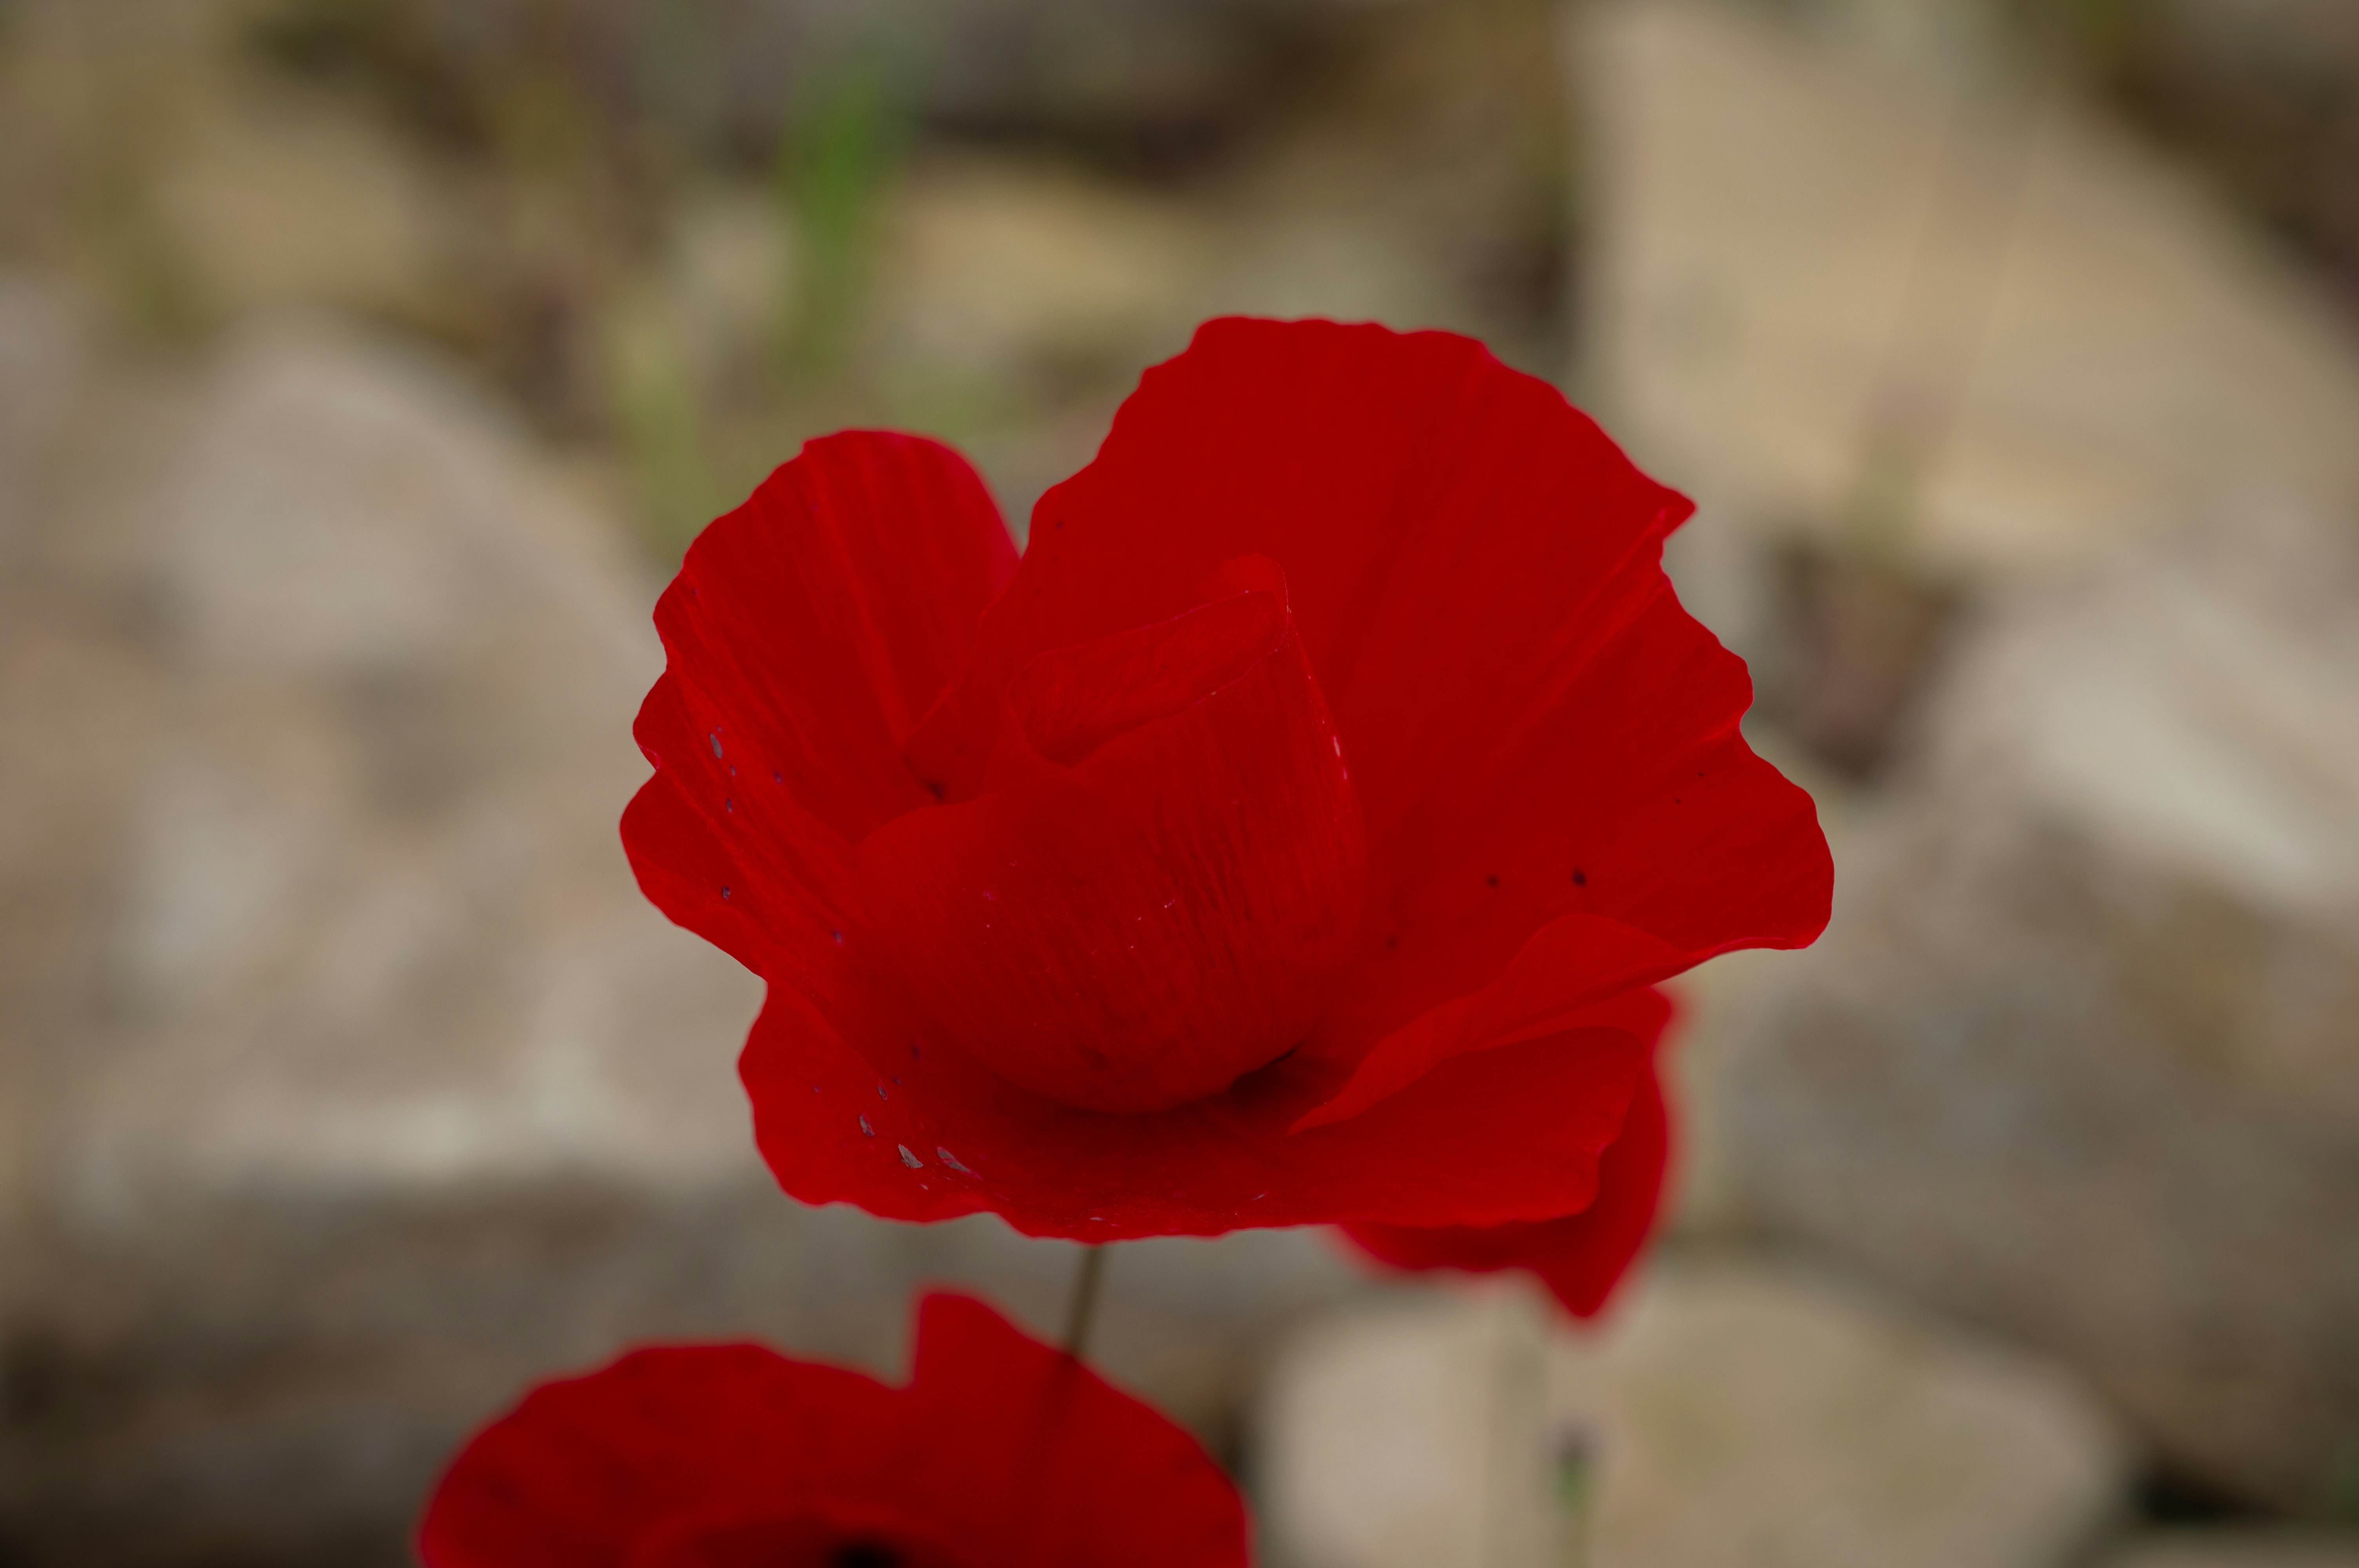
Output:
[{"xmin": 855, "ymin": 558, "xmax": 1368, "ymax": 1113}]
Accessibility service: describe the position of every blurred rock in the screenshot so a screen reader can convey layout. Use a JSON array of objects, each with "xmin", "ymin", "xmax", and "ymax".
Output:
[
  {"xmin": 2105, "ymin": 1534, "xmax": 2359, "ymax": 1568},
  {"xmin": 0, "ymin": 276, "xmax": 81, "ymax": 541},
  {"xmin": 248, "ymin": 0, "xmax": 1435, "ymax": 167},
  {"xmin": 0, "ymin": 312, "xmax": 1360, "ymax": 1566},
  {"xmin": 2070, "ymin": 0, "xmax": 2359, "ymax": 307},
  {"xmin": 0, "ymin": 310, "xmax": 737, "ymax": 1565},
  {"xmin": 151, "ymin": 88, "xmax": 453, "ymax": 327},
  {"xmin": 1261, "ymin": 1286, "xmax": 1554, "ymax": 1568},
  {"xmin": 873, "ymin": 154, "xmax": 1208, "ymax": 402},
  {"xmin": 1567, "ymin": 1261, "xmax": 2128, "ymax": 1568},
  {"xmin": 1725, "ymin": 512, "xmax": 2359, "ymax": 1512},
  {"xmin": 1260, "ymin": 1259, "xmax": 2126, "ymax": 1568},
  {"xmin": 87, "ymin": 314, "xmax": 744, "ymax": 1192},
  {"xmin": 0, "ymin": 271, "xmax": 69, "ymax": 1215},
  {"xmin": 0, "ymin": 271, "xmax": 139, "ymax": 1250},
  {"xmin": 1582, "ymin": 0, "xmax": 2359, "ymax": 610},
  {"xmin": 657, "ymin": 187, "xmax": 799, "ymax": 389}
]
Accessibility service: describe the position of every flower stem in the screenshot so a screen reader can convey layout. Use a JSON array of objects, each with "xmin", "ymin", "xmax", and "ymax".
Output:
[{"xmin": 1061, "ymin": 1243, "xmax": 1110, "ymax": 1359}]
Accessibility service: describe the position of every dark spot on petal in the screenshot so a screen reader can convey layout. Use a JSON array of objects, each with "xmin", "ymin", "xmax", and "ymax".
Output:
[
  {"xmin": 1486, "ymin": 874, "xmax": 1501, "ymax": 888},
  {"xmin": 720, "ymin": 886, "xmax": 731, "ymax": 900},
  {"xmin": 909, "ymin": 1043, "xmax": 922, "ymax": 1061},
  {"xmin": 724, "ymin": 797, "xmax": 734, "ymax": 813},
  {"xmin": 876, "ymin": 1082, "xmax": 889, "ymax": 1100},
  {"xmin": 708, "ymin": 732, "xmax": 723, "ymax": 758},
  {"xmin": 923, "ymin": 779, "xmax": 946, "ymax": 802},
  {"xmin": 1573, "ymin": 868, "xmax": 1588, "ymax": 886},
  {"xmin": 771, "ymin": 769, "xmax": 783, "ymax": 784},
  {"xmin": 831, "ymin": 929, "xmax": 845, "ymax": 944},
  {"xmin": 1384, "ymin": 935, "xmax": 1399, "ymax": 949},
  {"xmin": 833, "ymin": 1543, "xmax": 901, "ymax": 1568}
]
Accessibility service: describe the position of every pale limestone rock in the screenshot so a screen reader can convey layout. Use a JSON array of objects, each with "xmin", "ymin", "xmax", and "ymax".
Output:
[
  {"xmin": 1581, "ymin": 0, "xmax": 2359, "ymax": 588},
  {"xmin": 66, "ymin": 314, "xmax": 756, "ymax": 1211},
  {"xmin": 1560, "ymin": 1260, "xmax": 2127, "ymax": 1568},
  {"xmin": 873, "ymin": 154, "xmax": 1211, "ymax": 397},
  {"xmin": 151, "ymin": 87, "xmax": 454, "ymax": 326},
  {"xmin": 1259, "ymin": 1260, "xmax": 2127, "ymax": 1568},
  {"xmin": 658, "ymin": 187, "xmax": 801, "ymax": 386},
  {"xmin": 1725, "ymin": 513, "xmax": 2359, "ymax": 1509},
  {"xmin": 1261, "ymin": 1286, "xmax": 1558, "ymax": 1568}
]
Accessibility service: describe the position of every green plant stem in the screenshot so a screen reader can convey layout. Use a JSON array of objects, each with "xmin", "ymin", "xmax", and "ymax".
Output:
[{"xmin": 1062, "ymin": 1243, "xmax": 1109, "ymax": 1360}]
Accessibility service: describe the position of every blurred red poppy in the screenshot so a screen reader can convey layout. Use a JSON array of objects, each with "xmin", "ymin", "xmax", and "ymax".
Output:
[
  {"xmin": 418, "ymin": 1292, "xmax": 1247, "ymax": 1568},
  {"xmin": 623, "ymin": 316, "xmax": 1829, "ymax": 1240},
  {"xmin": 1339, "ymin": 986, "xmax": 1676, "ymax": 1318}
]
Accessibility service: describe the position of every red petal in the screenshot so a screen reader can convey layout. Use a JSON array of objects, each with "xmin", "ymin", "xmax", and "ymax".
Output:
[
  {"xmin": 627, "ymin": 325, "xmax": 1829, "ymax": 1243},
  {"xmin": 908, "ymin": 321, "xmax": 1686, "ymax": 817},
  {"xmin": 417, "ymin": 1294, "xmax": 1247, "ymax": 1568},
  {"xmin": 904, "ymin": 318, "xmax": 1827, "ymax": 1089},
  {"xmin": 1003, "ymin": 560, "xmax": 1286, "ymax": 768},
  {"xmin": 855, "ymin": 563, "xmax": 1365, "ymax": 1112},
  {"xmin": 900, "ymin": 1294, "xmax": 1250, "ymax": 1564},
  {"xmin": 417, "ymin": 1344, "xmax": 905, "ymax": 1567},
  {"xmin": 735, "ymin": 985, "xmax": 978, "ymax": 1227},
  {"xmin": 741, "ymin": 980, "xmax": 1648, "ymax": 1239},
  {"xmin": 1329, "ymin": 590, "xmax": 1828, "ymax": 1034},
  {"xmin": 623, "ymin": 430, "xmax": 1016, "ymax": 987},
  {"xmin": 1339, "ymin": 989, "xmax": 1677, "ymax": 1318},
  {"xmin": 623, "ymin": 671, "xmax": 848, "ymax": 985},
  {"xmin": 1292, "ymin": 913, "xmax": 1684, "ymax": 1131}
]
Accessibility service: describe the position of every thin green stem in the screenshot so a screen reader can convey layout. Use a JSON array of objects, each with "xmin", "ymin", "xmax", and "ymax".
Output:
[{"xmin": 1061, "ymin": 1243, "xmax": 1110, "ymax": 1360}]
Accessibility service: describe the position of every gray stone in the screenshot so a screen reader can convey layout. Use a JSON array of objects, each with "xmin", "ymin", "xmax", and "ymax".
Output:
[
  {"xmin": 1724, "ymin": 513, "xmax": 2359, "ymax": 1512},
  {"xmin": 1258, "ymin": 1258, "xmax": 2128, "ymax": 1568}
]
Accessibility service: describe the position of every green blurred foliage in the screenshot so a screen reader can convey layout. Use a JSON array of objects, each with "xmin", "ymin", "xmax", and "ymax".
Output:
[
  {"xmin": 600, "ymin": 297, "xmax": 725, "ymax": 557},
  {"xmin": 776, "ymin": 48, "xmax": 910, "ymax": 379}
]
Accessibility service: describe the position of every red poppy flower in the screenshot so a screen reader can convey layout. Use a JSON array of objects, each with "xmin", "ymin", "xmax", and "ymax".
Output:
[
  {"xmin": 417, "ymin": 1292, "xmax": 1247, "ymax": 1568},
  {"xmin": 1338, "ymin": 986, "xmax": 1676, "ymax": 1318},
  {"xmin": 623, "ymin": 316, "xmax": 1830, "ymax": 1241}
]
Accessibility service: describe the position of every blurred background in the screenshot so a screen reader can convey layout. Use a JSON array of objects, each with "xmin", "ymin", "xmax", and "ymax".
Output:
[{"xmin": 2, "ymin": 0, "xmax": 2356, "ymax": 1564}]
